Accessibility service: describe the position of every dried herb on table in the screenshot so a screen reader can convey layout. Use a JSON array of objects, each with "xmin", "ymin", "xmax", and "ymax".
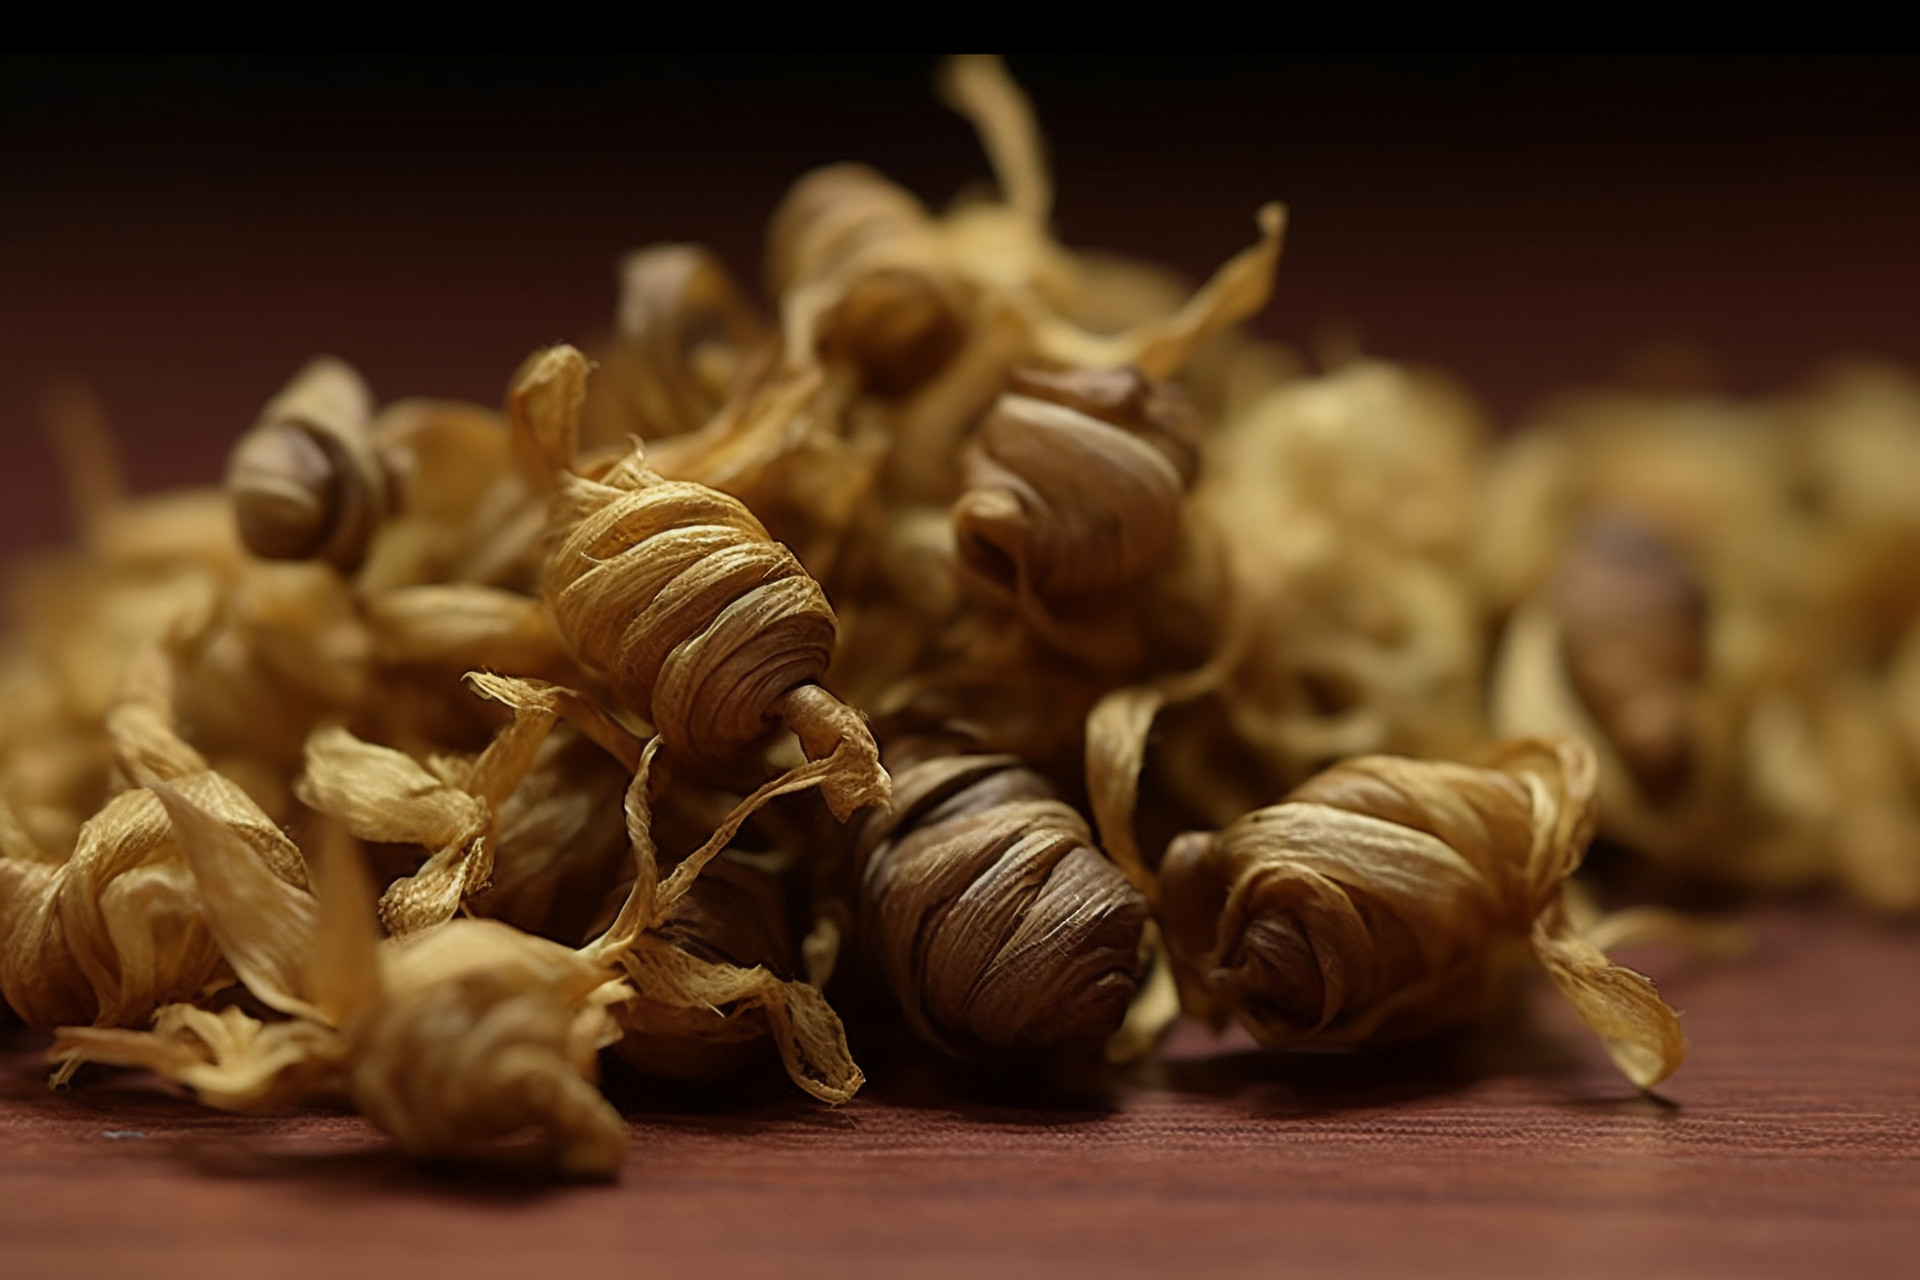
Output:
[
  {"xmin": 853, "ymin": 748, "xmax": 1149, "ymax": 1061},
  {"xmin": 1155, "ymin": 738, "xmax": 1687, "ymax": 1090}
]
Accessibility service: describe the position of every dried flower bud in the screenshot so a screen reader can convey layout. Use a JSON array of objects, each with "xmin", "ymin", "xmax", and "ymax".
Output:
[
  {"xmin": 1551, "ymin": 512, "xmax": 1706, "ymax": 800},
  {"xmin": 768, "ymin": 163, "xmax": 971, "ymax": 394},
  {"xmin": 543, "ymin": 446, "xmax": 887, "ymax": 820},
  {"xmin": 225, "ymin": 358, "xmax": 390, "ymax": 571},
  {"xmin": 1158, "ymin": 738, "xmax": 1687, "ymax": 1090},
  {"xmin": 53, "ymin": 787, "xmax": 631, "ymax": 1178},
  {"xmin": 2, "ymin": 647, "xmax": 309, "ymax": 1030},
  {"xmin": 854, "ymin": 752, "xmax": 1150, "ymax": 1060},
  {"xmin": 955, "ymin": 366, "xmax": 1199, "ymax": 606}
]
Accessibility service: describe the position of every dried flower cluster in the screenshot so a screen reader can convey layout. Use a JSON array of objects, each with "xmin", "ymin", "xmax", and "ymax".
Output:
[{"xmin": 5, "ymin": 55, "xmax": 1910, "ymax": 1178}]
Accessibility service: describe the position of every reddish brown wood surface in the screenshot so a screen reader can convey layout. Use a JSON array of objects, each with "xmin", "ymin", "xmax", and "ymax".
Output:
[{"xmin": 4, "ymin": 905, "xmax": 1916, "ymax": 1278}]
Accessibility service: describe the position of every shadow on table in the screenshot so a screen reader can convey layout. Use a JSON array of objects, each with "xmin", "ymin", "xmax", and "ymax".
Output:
[{"xmin": 1133, "ymin": 995, "xmax": 1611, "ymax": 1118}]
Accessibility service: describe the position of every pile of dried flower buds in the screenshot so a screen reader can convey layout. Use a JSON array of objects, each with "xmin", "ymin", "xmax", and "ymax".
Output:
[{"xmin": 4, "ymin": 56, "xmax": 1915, "ymax": 1178}]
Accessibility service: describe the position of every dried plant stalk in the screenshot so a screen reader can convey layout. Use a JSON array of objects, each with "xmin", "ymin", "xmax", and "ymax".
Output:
[
  {"xmin": 853, "ymin": 748, "xmax": 1149, "ymax": 1059},
  {"xmin": 1156, "ymin": 738, "xmax": 1687, "ymax": 1090}
]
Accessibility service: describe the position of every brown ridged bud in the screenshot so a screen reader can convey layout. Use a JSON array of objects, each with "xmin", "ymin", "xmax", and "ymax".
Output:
[
  {"xmin": 955, "ymin": 365, "xmax": 1199, "ymax": 605},
  {"xmin": 541, "ymin": 445, "xmax": 887, "ymax": 821},
  {"xmin": 854, "ymin": 751, "xmax": 1149, "ymax": 1060}
]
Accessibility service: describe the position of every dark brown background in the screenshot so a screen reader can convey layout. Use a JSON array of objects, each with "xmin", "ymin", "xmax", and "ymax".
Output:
[{"xmin": 3, "ymin": 56, "xmax": 1919, "ymax": 1277}]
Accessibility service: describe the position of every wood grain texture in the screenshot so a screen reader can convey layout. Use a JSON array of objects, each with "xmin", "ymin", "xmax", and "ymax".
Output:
[{"xmin": 3, "ymin": 905, "xmax": 1916, "ymax": 1279}]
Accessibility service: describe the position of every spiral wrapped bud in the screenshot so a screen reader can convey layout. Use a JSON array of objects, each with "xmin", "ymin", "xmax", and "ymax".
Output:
[
  {"xmin": 543, "ymin": 447, "xmax": 886, "ymax": 819},
  {"xmin": 854, "ymin": 750, "xmax": 1149, "ymax": 1060},
  {"xmin": 225, "ymin": 358, "xmax": 391, "ymax": 571},
  {"xmin": 1158, "ymin": 737, "xmax": 1687, "ymax": 1090},
  {"xmin": 955, "ymin": 365, "xmax": 1199, "ymax": 604}
]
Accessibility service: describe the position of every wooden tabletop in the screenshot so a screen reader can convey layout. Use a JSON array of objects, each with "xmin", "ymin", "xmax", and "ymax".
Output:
[{"xmin": 5, "ymin": 904, "xmax": 1917, "ymax": 1279}]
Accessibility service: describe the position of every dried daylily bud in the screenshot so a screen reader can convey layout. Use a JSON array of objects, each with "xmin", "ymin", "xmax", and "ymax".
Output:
[
  {"xmin": 768, "ymin": 163, "xmax": 972, "ymax": 394},
  {"xmin": 1157, "ymin": 738, "xmax": 1687, "ymax": 1090},
  {"xmin": 1550, "ymin": 512, "xmax": 1707, "ymax": 800},
  {"xmin": 2, "ymin": 643, "xmax": 309, "ymax": 1030},
  {"xmin": 1, "ymin": 787, "xmax": 226, "ymax": 1028},
  {"xmin": 54, "ymin": 790, "xmax": 631, "ymax": 1177},
  {"xmin": 226, "ymin": 357, "xmax": 391, "ymax": 571},
  {"xmin": 955, "ymin": 365, "xmax": 1199, "ymax": 607},
  {"xmin": 468, "ymin": 723, "xmax": 634, "ymax": 944},
  {"xmin": 1197, "ymin": 361, "xmax": 1491, "ymax": 780},
  {"xmin": 543, "ymin": 443, "xmax": 887, "ymax": 820},
  {"xmin": 853, "ymin": 751, "xmax": 1149, "ymax": 1060}
]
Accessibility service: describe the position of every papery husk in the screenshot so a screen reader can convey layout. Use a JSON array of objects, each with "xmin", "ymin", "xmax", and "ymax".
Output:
[
  {"xmin": 1155, "ymin": 737, "xmax": 1687, "ymax": 1090},
  {"xmin": 852, "ymin": 750, "xmax": 1149, "ymax": 1061}
]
